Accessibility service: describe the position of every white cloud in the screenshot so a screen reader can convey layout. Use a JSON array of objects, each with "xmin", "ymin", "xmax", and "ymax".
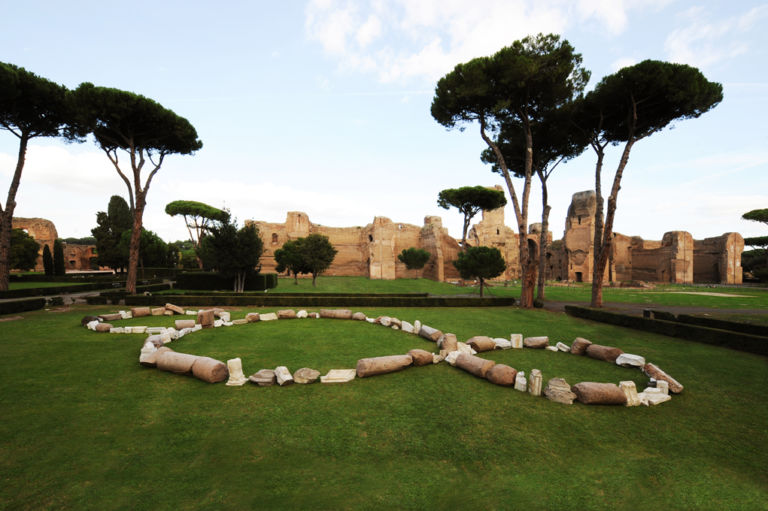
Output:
[
  {"xmin": 665, "ymin": 5, "xmax": 768, "ymax": 68},
  {"xmin": 611, "ymin": 56, "xmax": 637, "ymax": 71},
  {"xmin": 304, "ymin": 0, "xmax": 650, "ymax": 84}
]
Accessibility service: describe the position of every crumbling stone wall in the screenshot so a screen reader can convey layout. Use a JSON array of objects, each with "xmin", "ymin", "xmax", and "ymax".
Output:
[
  {"xmin": 11, "ymin": 217, "xmax": 58, "ymax": 272},
  {"xmin": 694, "ymin": 233, "xmax": 744, "ymax": 284}
]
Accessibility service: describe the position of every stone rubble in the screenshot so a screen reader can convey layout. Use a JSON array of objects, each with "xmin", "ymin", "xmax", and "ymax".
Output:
[
  {"xmin": 543, "ymin": 378, "xmax": 577, "ymax": 404},
  {"xmin": 320, "ymin": 369, "xmax": 356, "ymax": 383},
  {"xmin": 225, "ymin": 358, "xmax": 248, "ymax": 386},
  {"xmin": 615, "ymin": 353, "xmax": 646, "ymax": 368},
  {"xmin": 275, "ymin": 366, "xmax": 294, "ymax": 386},
  {"xmin": 528, "ymin": 369, "xmax": 543, "ymax": 396},
  {"xmin": 514, "ymin": 371, "xmax": 527, "ymax": 392}
]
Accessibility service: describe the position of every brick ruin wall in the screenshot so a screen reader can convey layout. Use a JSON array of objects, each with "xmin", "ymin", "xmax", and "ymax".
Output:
[{"xmin": 11, "ymin": 218, "xmax": 97, "ymax": 272}]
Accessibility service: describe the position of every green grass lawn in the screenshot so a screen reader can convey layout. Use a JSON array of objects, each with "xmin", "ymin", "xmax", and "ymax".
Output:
[
  {"xmin": 1, "ymin": 304, "xmax": 766, "ymax": 510},
  {"xmin": 7, "ymin": 281, "xmax": 93, "ymax": 290}
]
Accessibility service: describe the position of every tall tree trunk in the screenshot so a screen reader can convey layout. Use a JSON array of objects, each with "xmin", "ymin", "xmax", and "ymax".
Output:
[
  {"xmin": 590, "ymin": 147, "xmax": 605, "ymax": 307},
  {"xmin": 0, "ymin": 133, "xmax": 30, "ymax": 291},
  {"xmin": 312, "ymin": 272, "xmax": 317, "ymax": 287},
  {"xmin": 536, "ymin": 172, "xmax": 551, "ymax": 301},
  {"xmin": 479, "ymin": 277, "xmax": 484, "ymax": 298},
  {"xmin": 125, "ymin": 194, "xmax": 145, "ymax": 295}
]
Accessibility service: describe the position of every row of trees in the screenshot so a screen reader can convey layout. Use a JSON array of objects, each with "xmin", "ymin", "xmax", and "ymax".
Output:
[
  {"xmin": 431, "ymin": 33, "xmax": 723, "ymax": 308},
  {"xmin": 0, "ymin": 61, "xmax": 201, "ymax": 292}
]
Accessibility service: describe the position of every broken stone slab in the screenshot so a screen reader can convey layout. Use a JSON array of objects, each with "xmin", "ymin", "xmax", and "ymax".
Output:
[
  {"xmin": 432, "ymin": 353, "xmax": 445, "ymax": 364},
  {"xmin": 249, "ymin": 369, "xmax": 276, "ymax": 386},
  {"xmin": 467, "ymin": 336, "xmax": 496, "ymax": 353},
  {"xmin": 419, "ymin": 325, "xmax": 443, "ymax": 342},
  {"xmin": 639, "ymin": 390, "xmax": 672, "ymax": 406},
  {"xmin": 585, "ymin": 344, "xmax": 624, "ymax": 363},
  {"xmin": 308, "ymin": 312, "xmax": 320, "ymax": 319},
  {"xmin": 232, "ymin": 319, "xmax": 248, "ymax": 325},
  {"xmin": 377, "ymin": 316, "xmax": 392, "ymax": 326},
  {"xmin": 185, "ymin": 310, "xmax": 197, "ymax": 315},
  {"xmin": 165, "ymin": 303, "xmax": 185, "ymax": 315},
  {"xmin": 351, "ymin": 312, "xmax": 367, "ymax": 321},
  {"xmin": 146, "ymin": 327, "xmax": 165, "ymax": 335},
  {"xmin": 132, "ymin": 326, "xmax": 147, "ymax": 334},
  {"xmin": 275, "ymin": 366, "xmax": 294, "ymax": 386},
  {"xmin": 390, "ymin": 318, "xmax": 402, "ymax": 328},
  {"xmin": 151, "ymin": 307, "xmax": 165, "ymax": 316},
  {"xmin": 493, "ymin": 338, "xmax": 512, "ymax": 350},
  {"xmin": 163, "ymin": 310, "xmax": 174, "ymax": 316},
  {"xmin": 455, "ymin": 353, "xmax": 495, "ymax": 379},
  {"xmin": 442, "ymin": 333, "xmax": 458, "ymax": 352},
  {"xmin": 656, "ymin": 380, "xmax": 669, "ymax": 395},
  {"xmin": 486, "ymin": 364, "xmax": 517, "ymax": 386},
  {"xmin": 356, "ymin": 354, "xmax": 413, "ymax": 378},
  {"xmin": 544, "ymin": 378, "xmax": 577, "ymax": 404},
  {"xmin": 260, "ymin": 312, "xmax": 278, "ymax": 321},
  {"xmin": 131, "ymin": 307, "xmax": 151, "ymax": 318},
  {"xmin": 556, "ymin": 342, "xmax": 571, "ymax": 352},
  {"xmin": 643, "ymin": 363, "xmax": 684, "ymax": 394},
  {"xmin": 99, "ymin": 313, "xmax": 122, "ymax": 322},
  {"xmin": 95, "ymin": 323, "xmax": 113, "ymax": 333},
  {"xmin": 571, "ymin": 382, "xmax": 627, "ymax": 405},
  {"xmin": 523, "ymin": 336, "xmax": 549, "ymax": 349},
  {"xmin": 619, "ymin": 381, "xmax": 643, "ymax": 407},
  {"xmin": 225, "ymin": 358, "xmax": 248, "ymax": 386},
  {"xmin": 197, "ymin": 309, "xmax": 215, "ymax": 329},
  {"xmin": 277, "ymin": 309, "xmax": 297, "ymax": 320},
  {"xmin": 139, "ymin": 343, "xmax": 158, "ymax": 367},
  {"xmin": 246, "ymin": 312, "xmax": 260, "ymax": 323},
  {"xmin": 510, "ymin": 333, "xmax": 523, "ymax": 348},
  {"xmin": 319, "ymin": 309, "xmax": 353, "ymax": 319},
  {"xmin": 175, "ymin": 319, "xmax": 196, "ymax": 330},
  {"xmin": 293, "ymin": 367, "xmax": 320, "ymax": 384},
  {"xmin": 191, "ymin": 357, "xmax": 228, "ymax": 383},
  {"xmin": 514, "ymin": 371, "xmax": 527, "ymax": 392},
  {"xmin": 616, "ymin": 353, "xmax": 645, "ymax": 368},
  {"xmin": 545, "ymin": 346, "xmax": 559, "ymax": 352},
  {"xmin": 118, "ymin": 311, "xmax": 132, "ymax": 320},
  {"xmin": 86, "ymin": 320, "xmax": 100, "ymax": 331},
  {"xmin": 145, "ymin": 334, "xmax": 164, "ymax": 347},
  {"xmin": 400, "ymin": 320, "xmax": 415, "ymax": 333},
  {"xmin": 365, "ymin": 317, "xmax": 376, "ymax": 323},
  {"xmin": 109, "ymin": 327, "xmax": 125, "ymax": 334},
  {"xmin": 529, "ymin": 369, "xmax": 543, "ymax": 396},
  {"xmin": 444, "ymin": 351, "xmax": 461, "ymax": 366},
  {"xmin": 320, "ymin": 369, "xmax": 356, "ymax": 383},
  {"xmin": 297, "ymin": 310, "xmax": 308, "ymax": 319},
  {"xmin": 457, "ymin": 342, "xmax": 477, "ymax": 356},
  {"xmin": 413, "ymin": 320, "xmax": 422, "ymax": 332},
  {"xmin": 570, "ymin": 337, "xmax": 592, "ymax": 355},
  {"xmin": 408, "ymin": 349, "xmax": 434, "ymax": 366},
  {"xmin": 156, "ymin": 351, "xmax": 198, "ymax": 374}
]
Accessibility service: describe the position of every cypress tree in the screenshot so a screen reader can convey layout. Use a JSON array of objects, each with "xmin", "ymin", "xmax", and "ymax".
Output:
[
  {"xmin": 53, "ymin": 239, "xmax": 65, "ymax": 276},
  {"xmin": 42, "ymin": 244, "xmax": 53, "ymax": 276}
]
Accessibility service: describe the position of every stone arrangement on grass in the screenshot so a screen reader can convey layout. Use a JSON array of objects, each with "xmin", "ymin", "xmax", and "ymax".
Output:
[{"xmin": 83, "ymin": 304, "xmax": 684, "ymax": 407}]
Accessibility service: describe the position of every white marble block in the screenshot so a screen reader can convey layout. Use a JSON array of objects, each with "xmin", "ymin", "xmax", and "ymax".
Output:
[
  {"xmin": 545, "ymin": 346, "xmax": 559, "ymax": 352},
  {"xmin": 510, "ymin": 334, "xmax": 523, "ymax": 349},
  {"xmin": 556, "ymin": 342, "xmax": 571, "ymax": 352},
  {"xmin": 297, "ymin": 310, "xmax": 308, "ymax": 319},
  {"xmin": 493, "ymin": 338, "xmax": 512, "ymax": 350},
  {"xmin": 657, "ymin": 380, "xmax": 669, "ymax": 395},
  {"xmin": 260, "ymin": 312, "xmax": 278, "ymax": 321},
  {"xmin": 616, "ymin": 353, "xmax": 646, "ymax": 368},
  {"xmin": 226, "ymin": 358, "xmax": 247, "ymax": 386},
  {"xmin": 619, "ymin": 381, "xmax": 642, "ymax": 407},
  {"xmin": 401, "ymin": 321, "xmax": 414, "ymax": 333},
  {"xmin": 275, "ymin": 366, "xmax": 294, "ymax": 386},
  {"xmin": 514, "ymin": 371, "xmax": 527, "ymax": 392},
  {"xmin": 320, "ymin": 369, "xmax": 356, "ymax": 383},
  {"xmin": 528, "ymin": 369, "xmax": 543, "ymax": 396}
]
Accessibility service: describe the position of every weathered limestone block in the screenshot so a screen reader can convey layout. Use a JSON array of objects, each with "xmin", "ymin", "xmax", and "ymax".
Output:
[
  {"xmin": 356, "ymin": 354, "xmax": 413, "ymax": 378},
  {"xmin": 232, "ymin": 319, "xmax": 248, "ymax": 325},
  {"xmin": 510, "ymin": 334, "xmax": 524, "ymax": 349},
  {"xmin": 163, "ymin": 310, "xmax": 174, "ymax": 316},
  {"xmin": 191, "ymin": 357, "xmax": 228, "ymax": 383},
  {"xmin": 545, "ymin": 346, "xmax": 559, "ymax": 352},
  {"xmin": 556, "ymin": 342, "xmax": 571, "ymax": 352},
  {"xmin": 185, "ymin": 310, "xmax": 197, "ymax": 315},
  {"xmin": 570, "ymin": 337, "xmax": 592, "ymax": 355},
  {"xmin": 145, "ymin": 334, "xmax": 164, "ymax": 347},
  {"xmin": 352, "ymin": 312, "xmax": 367, "ymax": 321},
  {"xmin": 419, "ymin": 325, "xmax": 443, "ymax": 342},
  {"xmin": 277, "ymin": 309, "xmax": 297, "ymax": 319},
  {"xmin": 585, "ymin": 344, "xmax": 624, "ymax": 363},
  {"xmin": 146, "ymin": 327, "xmax": 165, "ymax": 335},
  {"xmin": 444, "ymin": 351, "xmax": 461, "ymax": 366},
  {"xmin": 139, "ymin": 343, "xmax": 158, "ymax": 367},
  {"xmin": 389, "ymin": 318, "xmax": 402, "ymax": 328},
  {"xmin": 249, "ymin": 369, "xmax": 276, "ymax": 386},
  {"xmin": 99, "ymin": 313, "xmax": 121, "ymax": 322},
  {"xmin": 151, "ymin": 307, "xmax": 165, "ymax": 316},
  {"xmin": 544, "ymin": 378, "xmax": 577, "ymax": 405},
  {"xmin": 165, "ymin": 303, "xmax": 185, "ymax": 315},
  {"xmin": 246, "ymin": 313, "xmax": 260, "ymax": 323},
  {"xmin": 493, "ymin": 338, "xmax": 512, "ymax": 350},
  {"xmin": 197, "ymin": 309, "xmax": 215, "ymax": 329},
  {"xmin": 400, "ymin": 320, "xmax": 415, "ymax": 333},
  {"xmin": 119, "ymin": 311, "xmax": 132, "ymax": 319},
  {"xmin": 619, "ymin": 381, "xmax": 642, "ymax": 407},
  {"xmin": 175, "ymin": 319, "xmax": 195, "ymax": 330},
  {"xmin": 95, "ymin": 323, "xmax": 113, "ymax": 333},
  {"xmin": 408, "ymin": 349, "xmax": 434, "ymax": 366},
  {"xmin": 571, "ymin": 382, "xmax": 627, "ymax": 405},
  {"xmin": 514, "ymin": 371, "xmax": 527, "ymax": 392},
  {"xmin": 643, "ymin": 363, "xmax": 684, "ymax": 394},
  {"xmin": 293, "ymin": 368, "xmax": 320, "ymax": 384},
  {"xmin": 87, "ymin": 320, "xmax": 100, "ymax": 331},
  {"xmin": 455, "ymin": 353, "xmax": 495, "ymax": 379},
  {"xmin": 297, "ymin": 310, "xmax": 308, "ymax": 319},
  {"xmin": 528, "ymin": 369, "xmax": 543, "ymax": 396},
  {"xmin": 217, "ymin": 311, "xmax": 231, "ymax": 322},
  {"xmin": 109, "ymin": 327, "xmax": 125, "ymax": 334},
  {"xmin": 442, "ymin": 333, "xmax": 458, "ymax": 353},
  {"xmin": 225, "ymin": 358, "xmax": 248, "ymax": 386},
  {"xmin": 457, "ymin": 342, "xmax": 476, "ymax": 355},
  {"xmin": 657, "ymin": 380, "xmax": 669, "ymax": 395},
  {"xmin": 467, "ymin": 336, "xmax": 496, "ymax": 353},
  {"xmin": 131, "ymin": 307, "xmax": 151, "ymax": 318},
  {"xmin": 432, "ymin": 353, "xmax": 445, "ymax": 364},
  {"xmin": 413, "ymin": 320, "xmax": 422, "ymax": 332},
  {"xmin": 523, "ymin": 336, "xmax": 549, "ymax": 349},
  {"xmin": 260, "ymin": 312, "xmax": 278, "ymax": 321},
  {"xmin": 275, "ymin": 366, "xmax": 294, "ymax": 386},
  {"xmin": 320, "ymin": 309, "xmax": 353, "ymax": 319},
  {"xmin": 157, "ymin": 351, "xmax": 198, "ymax": 374},
  {"xmin": 486, "ymin": 364, "xmax": 517, "ymax": 386},
  {"xmin": 639, "ymin": 390, "xmax": 672, "ymax": 405},
  {"xmin": 320, "ymin": 369, "xmax": 356, "ymax": 383},
  {"xmin": 616, "ymin": 353, "xmax": 645, "ymax": 368},
  {"xmin": 378, "ymin": 316, "xmax": 392, "ymax": 326},
  {"xmin": 132, "ymin": 326, "xmax": 147, "ymax": 334}
]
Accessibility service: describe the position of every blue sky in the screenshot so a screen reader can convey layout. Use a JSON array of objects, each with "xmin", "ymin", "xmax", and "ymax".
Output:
[{"xmin": 1, "ymin": 0, "xmax": 767, "ymax": 245}]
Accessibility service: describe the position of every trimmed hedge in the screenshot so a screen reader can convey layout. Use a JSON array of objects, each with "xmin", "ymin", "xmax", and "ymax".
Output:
[
  {"xmin": 676, "ymin": 314, "xmax": 768, "ymax": 337},
  {"xmin": 0, "ymin": 298, "xmax": 46, "ymax": 315},
  {"xmin": 125, "ymin": 294, "xmax": 516, "ymax": 308},
  {"xmin": 565, "ymin": 306, "xmax": 768, "ymax": 356},
  {"xmin": 0, "ymin": 279, "xmax": 166, "ymax": 300},
  {"xmin": 162, "ymin": 291, "xmax": 429, "ymax": 298},
  {"xmin": 175, "ymin": 272, "xmax": 278, "ymax": 291}
]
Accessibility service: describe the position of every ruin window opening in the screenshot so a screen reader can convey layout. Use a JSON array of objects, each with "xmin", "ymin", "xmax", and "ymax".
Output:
[
  {"xmin": 575, "ymin": 271, "xmax": 583, "ymax": 282},
  {"xmin": 496, "ymin": 228, "xmax": 500, "ymax": 235},
  {"xmin": 368, "ymin": 235, "xmax": 373, "ymax": 242},
  {"xmin": 271, "ymin": 233, "xmax": 278, "ymax": 244},
  {"xmin": 577, "ymin": 216, "xmax": 581, "ymax": 225}
]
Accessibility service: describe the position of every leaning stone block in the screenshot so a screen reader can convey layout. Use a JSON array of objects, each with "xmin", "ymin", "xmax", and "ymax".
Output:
[
  {"xmin": 514, "ymin": 371, "xmax": 527, "ymax": 392},
  {"xmin": 413, "ymin": 320, "xmax": 422, "ymax": 332},
  {"xmin": 400, "ymin": 320, "xmax": 415, "ymax": 333},
  {"xmin": 95, "ymin": 323, "xmax": 113, "ymax": 333},
  {"xmin": 277, "ymin": 309, "xmax": 296, "ymax": 319},
  {"xmin": 145, "ymin": 334, "xmax": 164, "ymax": 347},
  {"xmin": 293, "ymin": 368, "xmax": 320, "ymax": 384},
  {"xmin": 528, "ymin": 369, "xmax": 543, "ymax": 396},
  {"xmin": 432, "ymin": 353, "xmax": 445, "ymax": 364},
  {"xmin": 245, "ymin": 313, "xmax": 260, "ymax": 323},
  {"xmin": 444, "ymin": 351, "xmax": 461, "ymax": 366},
  {"xmin": 175, "ymin": 319, "xmax": 195, "ymax": 330},
  {"xmin": 523, "ymin": 336, "xmax": 549, "ymax": 349},
  {"xmin": 81, "ymin": 315, "xmax": 100, "ymax": 326},
  {"xmin": 151, "ymin": 307, "xmax": 165, "ymax": 316},
  {"xmin": 197, "ymin": 309, "xmax": 215, "ymax": 329},
  {"xmin": 510, "ymin": 333, "xmax": 523, "ymax": 349},
  {"xmin": 165, "ymin": 303, "xmax": 185, "ymax": 315},
  {"xmin": 643, "ymin": 363, "xmax": 684, "ymax": 394},
  {"xmin": 544, "ymin": 378, "xmax": 576, "ymax": 405},
  {"xmin": 571, "ymin": 382, "xmax": 627, "ymax": 405},
  {"xmin": 191, "ymin": 357, "xmax": 228, "ymax": 383},
  {"xmin": 356, "ymin": 355, "xmax": 413, "ymax": 378},
  {"xmin": 226, "ymin": 358, "xmax": 248, "ymax": 386},
  {"xmin": 586, "ymin": 344, "xmax": 624, "ymax": 363},
  {"xmin": 467, "ymin": 336, "xmax": 496, "ymax": 353},
  {"xmin": 131, "ymin": 307, "xmax": 151, "ymax": 318},
  {"xmin": 555, "ymin": 342, "xmax": 571, "ymax": 352},
  {"xmin": 442, "ymin": 333, "xmax": 458, "ymax": 352},
  {"xmin": 570, "ymin": 337, "xmax": 592, "ymax": 355},
  {"xmin": 419, "ymin": 325, "xmax": 443, "ymax": 342},
  {"xmin": 249, "ymin": 369, "xmax": 276, "ymax": 386},
  {"xmin": 616, "ymin": 353, "xmax": 645, "ymax": 368},
  {"xmin": 493, "ymin": 338, "xmax": 512, "ymax": 350},
  {"xmin": 455, "ymin": 353, "xmax": 495, "ymax": 379},
  {"xmin": 365, "ymin": 317, "xmax": 376, "ymax": 323},
  {"xmin": 619, "ymin": 381, "xmax": 642, "ymax": 407},
  {"xmin": 408, "ymin": 349, "xmax": 434, "ymax": 366},
  {"xmin": 260, "ymin": 312, "xmax": 278, "ymax": 321},
  {"xmin": 319, "ymin": 309, "xmax": 353, "ymax": 319},
  {"xmin": 156, "ymin": 351, "xmax": 198, "ymax": 374},
  {"xmin": 232, "ymin": 319, "xmax": 248, "ymax": 325},
  {"xmin": 139, "ymin": 343, "xmax": 158, "ymax": 367},
  {"xmin": 275, "ymin": 366, "xmax": 294, "ymax": 386},
  {"xmin": 320, "ymin": 369, "xmax": 356, "ymax": 383},
  {"xmin": 213, "ymin": 320, "xmax": 223, "ymax": 328},
  {"xmin": 486, "ymin": 364, "xmax": 517, "ymax": 386}
]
